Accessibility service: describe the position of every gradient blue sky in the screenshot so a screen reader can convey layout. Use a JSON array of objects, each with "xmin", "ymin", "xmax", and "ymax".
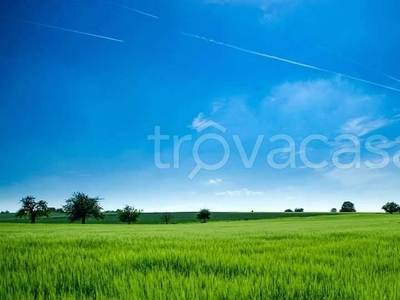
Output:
[{"xmin": 1, "ymin": 0, "xmax": 400, "ymax": 212}]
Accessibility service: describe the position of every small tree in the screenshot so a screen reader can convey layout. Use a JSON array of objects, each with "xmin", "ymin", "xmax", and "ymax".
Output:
[
  {"xmin": 196, "ymin": 208, "xmax": 211, "ymax": 223},
  {"xmin": 117, "ymin": 205, "xmax": 141, "ymax": 224},
  {"xmin": 160, "ymin": 212, "xmax": 173, "ymax": 224},
  {"xmin": 63, "ymin": 192, "xmax": 105, "ymax": 224},
  {"xmin": 331, "ymin": 208, "xmax": 337, "ymax": 213},
  {"xmin": 294, "ymin": 208, "xmax": 304, "ymax": 212},
  {"xmin": 285, "ymin": 209, "xmax": 293, "ymax": 213},
  {"xmin": 381, "ymin": 202, "xmax": 400, "ymax": 214},
  {"xmin": 340, "ymin": 201, "xmax": 356, "ymax": 212},
  {"xmin": 15, "ymin": 196, "xmax": 50, "ymax": 223}
]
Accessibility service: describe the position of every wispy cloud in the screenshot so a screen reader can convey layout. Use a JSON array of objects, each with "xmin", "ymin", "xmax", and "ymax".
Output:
[
  {"xmin": 341, "ymin": 116, "xmax": 400, "ymax": 137},
  {"xmin": 323, "ymin": 166, "xmax": 391, "ymax": 187},
  {"xmin": 216, "ymin": 188, "xmax": 264, "ymax": 196},
  {"xmin": 189, "ymin": 113, "xmax": 224, "ymax": 131},
  {"xmin": 189, "ymin": 113, "xmax": 209, "ymax": 130},
  {"xmin": 374, "ymin": 140, "xmax": 400, "ymax": 149},
  {"xmin": 182, "ymin": 32, "xmax": 400, "ymax": 93},
  {"xmin": 208, "ymin": 178, "xmax": 223, "ymax": 185}
]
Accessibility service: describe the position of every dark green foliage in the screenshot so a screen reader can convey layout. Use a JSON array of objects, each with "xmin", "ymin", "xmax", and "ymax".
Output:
[
  {"xmin": 331, "ymin": 208, "xmax": 337, "ymax": 213},
  {"xmin": 0, "ymin": 212, "xmax": 347, "ymax": 224},
  {"xmin": 294, "ymin": 208, "xmax": 304, "ymax": 212},
  {"xmin": 381, "ymin": 202, "xmax": 400, "ymax": 214},
  {"xmin": 160, "ymin": 212, "xmax": 173, "ymax": 224},
  {"xmin": 15, "ymin": 196, "xmax": 50, "ymax": 223},
  {"xmin": 196, "ymin": 208, "xmax": 211, "ymax": 223},
  {"xmin": 63, "ymin": 192, "xmax": 105, "ymax": 224},
  {"xmin": 340, "ymin": 201, "xmax": 356, "ymax": 212},
  {"xmin": 117, "ymin": 206, "xmax": 141, "ymax": 224},
  {"xmin": 285, "ymin": 209, "xmax": 293, "ymax": 213}
]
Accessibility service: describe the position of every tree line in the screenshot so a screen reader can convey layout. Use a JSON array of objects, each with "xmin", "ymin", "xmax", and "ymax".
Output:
[
  {"xmin": 13, "ymin": 192, "xmax": 212, "ymax": 224},
  {"xmin": 284, "ymin": 201, "xmax": 400, "ymax": 214},
  {"xmin": 9, "ymin": 193, "xmax": 400, "ymax": 224}
]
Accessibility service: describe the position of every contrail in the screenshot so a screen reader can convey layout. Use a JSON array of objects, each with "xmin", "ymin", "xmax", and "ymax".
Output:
[
  {"xmin": 266, "ymin": 23, "xmax": 400, "ymax": 84},
  {"xmin": 3, "ymin": 16, "xmax": 124, "ymax": 43},
  {"xmin": 182, "ymin": 32, "xmax": 400, "ymax": 93},
  {"xmin": 106, "ymin": 1, "xmax": 159, "ymax": 19},
  {"xmin": 317, "ymin": 45, "xmax": 400, "ymax": 84}
]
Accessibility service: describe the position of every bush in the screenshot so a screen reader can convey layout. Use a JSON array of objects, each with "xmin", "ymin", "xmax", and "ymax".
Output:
[
  {"xmin": 196, "ymin": 208, "xmax": 211, "ymax": 223},
  {"xmin": 117, "ymin": 206, "xmax": 141, "ymax": 224},
  {"xmin": 340, "ymin": 201, "xmax": 356, "ymax": 212},
  {"xmin": 160, "ymin": 212, "xmax": 173, "ymax": 224},
  {"xmin": 381, "ymin": 202, "xmax": 400, "ymax": 214},
  {"xmin": 285, "ymin": 209, "xmax": 293, "ymax": 213}
]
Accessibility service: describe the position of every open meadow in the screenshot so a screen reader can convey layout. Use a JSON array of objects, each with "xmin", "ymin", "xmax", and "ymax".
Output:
[{"xmin": 1, "ymin": 214, "xmax": 400, "ymax": 299}]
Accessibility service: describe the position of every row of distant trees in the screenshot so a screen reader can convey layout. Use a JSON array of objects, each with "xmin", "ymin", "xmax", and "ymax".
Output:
[
  {"xmin": 9, "ymin": 194, "xmax": 400, "ymax": 224},
  {"xmin": 13, "ymin": 193, "xmax": 212, "ymax": 224},
  {"xmin": 284, "ymin": 201, "xmax": 400, "ymax": 214}
]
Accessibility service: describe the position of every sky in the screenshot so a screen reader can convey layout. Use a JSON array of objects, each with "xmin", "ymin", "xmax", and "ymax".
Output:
[{"xmin": 1, "ymin": 0, "xmax": 400, "ymax": 212}]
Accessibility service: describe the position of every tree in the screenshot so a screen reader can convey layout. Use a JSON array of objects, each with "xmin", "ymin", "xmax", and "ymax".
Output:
[
  {"xmin": 331, "ymin": 208, "xmax": 337, "ymax": 213},
  {"xmin": 294, "ymin": 208, "xmax": 304, "ymax": 212},
  {"xmin": 196, "ymin": 208, "xmax": 211, "ymax": 223},
  {"xmin": 160, "ymin": 212, "xmax": 173, "ymax": 224},
  {"xmin": 285, "ymin": 209, "xmax": 293, "ymax": 213},
  {"xmin": 63, "ymin": 192, "xmax": 105, "ymax": 224},
  {"xmin": 381, "ymin": 202, "xmax": 400, "ymax": 214},
  {"xmin": 340, "ymin": 201, "xmax": 356, "ymax": 212},
  {"xmin": 117, "ymin": 205, "xmax": 141, "ymax": 224},
  {"xmin": 15, "ymin": 196, "xmax": 50, "ymax": 223}
]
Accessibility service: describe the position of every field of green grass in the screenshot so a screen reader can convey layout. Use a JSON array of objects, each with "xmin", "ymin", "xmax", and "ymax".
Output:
[
  {"xmin": 0, "ymin": 211, "xmax": 335, "ymax": 224},
  {"xmin": 1, "ymin": 214, "xmax": 399, "ymax": 299}
]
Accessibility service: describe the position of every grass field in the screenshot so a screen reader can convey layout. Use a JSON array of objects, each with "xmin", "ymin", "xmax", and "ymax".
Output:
[
  {"xmin": 1, "ymin": 214, "xmax": 399, "ymax": 299},
  {"xmin": 0, "ymin": 211, "xmax": 336, "ymax": 224}
]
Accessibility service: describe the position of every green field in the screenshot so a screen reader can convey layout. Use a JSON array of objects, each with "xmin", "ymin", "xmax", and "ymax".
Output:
[
  {"xmin": 0, "ymin": 211, "xmax": 335, "ymax": 224},
  {"xmin": 1, "ymin": 214, "xmax": 399, "ymax": 299}
]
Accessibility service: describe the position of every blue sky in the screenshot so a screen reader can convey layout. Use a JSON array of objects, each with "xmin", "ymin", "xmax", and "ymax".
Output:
[{"xmin": 1, "ymin": 0, "xmax": 400, "ymax": 212}]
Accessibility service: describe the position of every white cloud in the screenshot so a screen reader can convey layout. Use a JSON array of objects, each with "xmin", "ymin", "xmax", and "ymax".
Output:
[
  {"xmin": 375, "ymin": 140, "xmax": 400, "ymax": 149},
  {"xmin": 189, "ymin": 113, "xmax": 209, "ymax": 130},
  {"xmin": 188, "ymin": 113, "xmax": 225, "ymax": 132},
  {"xmin": 215, "ymin": 188, "xmax": 264, "ymax": 196},
  {"xmin": 263, "ymin": 77, "xmax": 387, "ymax": 135},
  {"xmin": 208, "ymin": 178, "xmax": 223, "ymax": 185},
  {"xmin": 323, "ymin": 166, "xmax": 391, "ymax": 187},
  {"xmin": 341, "ymin": 116, "xmax": 400, "ymax": 137},
  {"xmin": 206, "ymin": 0, "xmax": 302, "ymax": 23},
  {"xmin": 212, "ymin": 100, "xmax": 226, "ymax": 114}
]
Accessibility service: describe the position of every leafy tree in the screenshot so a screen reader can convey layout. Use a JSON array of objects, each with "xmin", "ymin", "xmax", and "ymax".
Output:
[
  {"xmin": 340, "ymin": 201, "xmax": 356, "ymax": 212},
  {"xmin": 117, "ymin": 205, "xmax": 141, "ymax": 224},
  {"xmin": 331, "ymin": 208, "xmax": 337, "ymax": 213},
  {"xmin": 63, "ymin": 192, "xmax": 105, "ymax": 224},
  {"xmin": 15, "ymin": 196, "xmax": 50, "ymax": 223},
  {"xmin": 285, "ymin": 209, "xmax": 293, "ymax": 213},
  {"xmin": 381, "ymin": 202, "xmax": 400, "ymax": 214},
  {"xmin": 5, "ymin": 210, "xmax": 9, "ymax": 214},
  {"xmin": 160, "ymin": 212, "xmax": 173, "ymax": 224},
  {"xmin": 294, "ymin": 208, "xmax": 304, "ymax": 212},
  {"xmin": 196, "ymin": 208, "xmax": 211, "ymax": 223}
]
